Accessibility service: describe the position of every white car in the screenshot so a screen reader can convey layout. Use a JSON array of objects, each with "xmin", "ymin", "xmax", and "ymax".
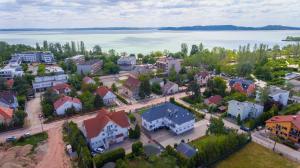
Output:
[{"xmin": 95, "ymin": 147, "xmax": 104, "ymax": 153}]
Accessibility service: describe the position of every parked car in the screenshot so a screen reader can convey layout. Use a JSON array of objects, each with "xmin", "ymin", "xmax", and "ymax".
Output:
[
  {"xmin": 6, "ymin": 136, "xmax": 17, "ymax": 142},
  {"xmin": 240, "ymin": 126, "xmax": 251, "ymax": 132},
  {"xmin": 23, "ymin": 132, "xmax": 31, "ymax": 138},
  {"xmin": 95, "ymin": 147, "xmax": 105, "ymax": 153}
]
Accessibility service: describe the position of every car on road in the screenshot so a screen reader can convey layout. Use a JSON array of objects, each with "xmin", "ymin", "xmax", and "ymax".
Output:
[
  {"xmin": 23, "ymin": 132, "xmax": 31, "ymax": 137},
  {"xmin": 240, "ymin": 126, "xmax": 251, "ymax": 132},
  {"xmin": 6, "ymin": 136, "xmax": 17, "ymax": 142}
]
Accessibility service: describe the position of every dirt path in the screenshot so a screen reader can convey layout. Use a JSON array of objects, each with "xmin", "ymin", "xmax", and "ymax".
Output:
[{"xmin": 36, "ymin": 127, "xmax": 71, "ymax": 168}]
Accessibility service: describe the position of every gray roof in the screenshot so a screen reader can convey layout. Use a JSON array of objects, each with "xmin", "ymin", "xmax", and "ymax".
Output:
[
  {"xmin": 150, "ymin": 78, "xmax": 163, "ymax": 84},
  {"xmin": 141, "ymin": 102, "xmax": 195, "ymax": 125},
  {"xmin": 269, "ymin": 86, "xmax": 289, "ymax": 96},
  {"xmin": 176, "ymin": 142, "xmax": 197, "ymax": 158}
]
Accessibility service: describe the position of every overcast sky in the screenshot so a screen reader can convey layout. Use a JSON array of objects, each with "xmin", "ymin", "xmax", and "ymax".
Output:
[{"xmin": 0, "ymin": 0, "xmax": 299, "ymax": 28}]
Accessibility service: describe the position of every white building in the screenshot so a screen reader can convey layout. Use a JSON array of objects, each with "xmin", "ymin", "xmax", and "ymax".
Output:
[
  {"xmin": 53, "ymin": 96, "xmax": 82, "ymax": 115},
  {"xmin": 141, "ymin": 102, "xmax": 195, "ymax": 135},
  {"xmin": 45, "ymin": 66, "xmax": 65, "ymax": 75},
  {"xmin": 32, "ymin": 74, "xmax": 68, "ymax": 92},
  {"xmin": 82, "ymin": 76, "xmax": 96, "ymax": 85},
  {"xmin": 117, "ymin": 55, "xmax": 136, "ymax": 71},
  {"xmin": 156, "ymin": 57, "xmax": 182, "ymax": 73},
  {"xmin": 228, "ymin": 100, "xmax": 264, "ymax": 120},
  {"xmin": 194, "ymin": 71, "xmax": 211, "ymax": 86},
  {"xmin": 95, "ymin": 86, "xmax": 117, "ymax": 105},
  {"xmin": 162, "ymin": 81, "xmax": 179, "ymax": 95},
  {"xmin": 0, "ymin": 65, "xmax": 24, "ymax": 79},
  {"xmin": 269, "ymin": 86, "xmax": 290, "ymax": 106},
  {"xmin": 82, "ymin": 109, "xmax": 130, "ymax": 149},
  {"xmin": 77, "ymin": 59, "xmax": 102, "ymax": 75},
  {"xmin": 65, "ymin": 55, "xmax": 85, "ymax": 64},
  {"xmin": 12, "ymin": 51, "xmax": 55, "ymax": 64}
]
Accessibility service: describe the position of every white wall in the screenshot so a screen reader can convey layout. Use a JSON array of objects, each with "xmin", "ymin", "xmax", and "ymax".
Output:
[{"xmin": 55, "ymin": 101, "xmax": 82, "ymax": 115}]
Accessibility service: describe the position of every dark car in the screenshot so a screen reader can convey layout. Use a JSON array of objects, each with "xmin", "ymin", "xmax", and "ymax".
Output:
[
  {"xmin": 240, "ymin": 126, "xmax": 251, "ymax": 132},
  {"xmin": 6, "ymin": 136, "xmax": 17, "ymax": 142}
]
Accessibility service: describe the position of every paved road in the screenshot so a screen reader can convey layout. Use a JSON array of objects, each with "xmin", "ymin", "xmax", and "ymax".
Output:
[{"xmin": 0, "ymin": 92, "xmax": 188, "ymax": 142}]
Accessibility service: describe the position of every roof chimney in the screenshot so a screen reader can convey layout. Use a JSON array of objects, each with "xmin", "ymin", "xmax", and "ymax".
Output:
[{"xmin": 293, "ymin": 116, "xmax": 297, "ymax": 120}]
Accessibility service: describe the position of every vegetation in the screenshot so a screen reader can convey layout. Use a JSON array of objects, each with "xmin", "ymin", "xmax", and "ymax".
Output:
[
  {"xmin": 129, "ymin": 125, "xmax": 141, "ymax": 139},
  {"xmin": 63, "ymin": 121, "xmax": 93, "ymax": 168},
  {"xmin": 205, "ymin": 77, "xmax": 227, "ymax": 97},
  {"xmin": 139, "ymin": 75, "xmax": 151, "ymax": 99},
  {"xmin": 94, "ymin": 148, "xmax": 125, "ymax": 168},
  {"xmin": 206, "ymin": 117, "xmax": 227, "ymax": 135},
  {"xmin": 283, "ymin": 36, "xmax": 300, "ymax": 42},
  {"xmin": 13, "ymin": 132, "xmax": 48, "ymax": 150},
  {"xmin": 215, "ymin": 142, "xmax": 299, "ymax": 168},
  {"xmin": 37, "ymin": 64, "xmax": 46, "ymax": 76},
  {"xmin": 280, "ymin": 103, "xmax": 300, "ymax": 115}
]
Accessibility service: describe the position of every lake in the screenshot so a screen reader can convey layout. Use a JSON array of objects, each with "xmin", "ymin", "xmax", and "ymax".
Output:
[{"xmin": 0, "ymin": 30, "xmax": 300, "ymax": 54}]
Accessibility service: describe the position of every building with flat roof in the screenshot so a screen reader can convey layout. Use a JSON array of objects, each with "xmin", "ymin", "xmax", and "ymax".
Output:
[
  {"xmin": 12, "ymin": 51, "xmax": 55, "ymax": 63},
  {"xmin": 141, "ymin": 102, "xmax": 195, "ymax": 135},
  {"xmin": 77, "ymin": 59, "xmax": 103, "ymax": 75},
  {"xmin": 268, "ymin": 86, "xmax": 290, "ymax": 106},
  {"xmin": 156, "ymin": 57, "xmax": 182, "ymax": 74},
  {"xmin": 228, "ymin": 100, "xmax": 264, "ymax": 120},
  {"xmin": 32, "ymin": 74, "xmax": 68, "ymax": 92},
  {"xmin": 117, "ymin": 56, "xmax": 136, "ymax": 71},
  {"xmin": 65, "ymin": 55, "xmax": 85, "ymax": 64}
]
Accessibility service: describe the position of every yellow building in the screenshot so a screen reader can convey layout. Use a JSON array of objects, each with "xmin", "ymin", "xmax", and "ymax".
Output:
[{"xmin": 266, "ymin": 115, "xmax": 300, "ymax": 143}]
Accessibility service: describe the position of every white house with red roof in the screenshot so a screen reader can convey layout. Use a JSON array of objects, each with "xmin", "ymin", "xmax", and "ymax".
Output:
[
  {"xmin": 82, "ymin": 109, "xmax": 130, "ymax": 149},
  {"xmin": 95, "ymin": 86, "xmax": 116, "ymax": 105},
  {"xmin": 52, "ymin": 83, "xmax": 72, "ymax": 95},
  {"xmin": 0, "ymin": 106, "xmax": 13, "ymax": 125},
  {"xmin": 83, "ymin": 76, "xmax": 96, "ymax": 85},
  {"xmin": 194, "ymin": 71, "xmax": 211, "ymax": 86},
  {"xmin": 53, "ymin": 96, "xmax": 82, "ymax": 115}
]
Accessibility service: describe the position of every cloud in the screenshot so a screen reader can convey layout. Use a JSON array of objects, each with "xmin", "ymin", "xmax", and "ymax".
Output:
[{"xmin": 0, "ymin": 0, "xmax": 299, "ymax": 28}]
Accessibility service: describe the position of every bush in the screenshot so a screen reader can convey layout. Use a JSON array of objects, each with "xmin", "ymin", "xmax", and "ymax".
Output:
[
  {"xmin": 129, "ymin": 125, "xmax": 141, "ymax": 139},
  {"xmin": 94, "ymin": 148, "xmax": 125, "ymax": 168},
  {"xmin": 116, "ymin": 93, "xmax": 129, "ymax": 104},
  {"xmin": 281, "ymin": 103, "xmax": 300, "ymax": 115},
  {"xmin": 132, "ymin": 141, "xmax": 144, "ymax": 156}
]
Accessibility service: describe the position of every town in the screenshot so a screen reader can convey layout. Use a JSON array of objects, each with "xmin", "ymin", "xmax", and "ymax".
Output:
[{"xmin": 0, "ymin": 41, "xmax": 300, "ymax": 168}]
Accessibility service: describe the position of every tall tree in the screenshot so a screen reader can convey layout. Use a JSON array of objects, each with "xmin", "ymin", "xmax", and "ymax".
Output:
[
  {"xmin": 190, "ymin": 45, "xmax": 199, "ymax": 56},
  {"xmin": 181, "ymin": 43, "xmax": 188, "ymax": 56}
]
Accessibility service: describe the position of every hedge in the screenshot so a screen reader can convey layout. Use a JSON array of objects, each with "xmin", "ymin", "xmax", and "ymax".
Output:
[
  {"xmin": 94, "ymin": 148, "xmax": 125, "ymax": 168},
  {"xmin": 116, "ymin": 93, "xmax": 129, "ymax": 104}
]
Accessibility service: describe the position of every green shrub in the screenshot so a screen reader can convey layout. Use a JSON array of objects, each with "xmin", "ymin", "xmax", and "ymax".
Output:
[{"xmin": 94, "ymin": 148, "xmax": 125, "ymax": 168}]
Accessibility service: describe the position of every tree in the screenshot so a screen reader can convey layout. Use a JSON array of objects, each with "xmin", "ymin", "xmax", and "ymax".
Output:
[
  {"xmin": 94, "ymin": 94, "xmax": 104, "ymax": 108},
  {"xmin": 237, "ymin": 114, "xmax": 242, "ymax": 125},
  {"xmin": 111, "ymin": 83, "xmax": 118, "ymax": 93},
  {"xmin": 139, "ymin": 76, "xmax": 151, "ymax": 99},
  {"xmin": 181, "ymin": 43, "xmax": 188, "ymax": 56},
  {"xmin": 168, "ymin": 66, "xmax": 177, "ymax": 82},
  {"xmin": 151, "ymin": 83, "xmax": 162, "ymax": 95},
  {"xmin": 103, "ymin": 61, "xmax": 120, "ymax": 74},
  {"xmin": 12, "ymin": 110, "xmax": 27, "ymax": 127},
  {"xmin": 187, "ymin": 80, "xmax": 200, "ymax": 99},
  {"xmin": 92, "ymin": 45, "xmax": 102, "ymax": 55},
  {"xmin": 37, "ymin": 64, "xmax": 46, "ymax": 76},
  {"xmin": 132, "ymin": 141, "xmax": 144, "ymax": 156},
  {"xmin": 190, "ymin": 45, "xmax": 199, "ymax": 55},
  {"xmin": 206, "ymin": 77, "xmax": 227, "ymax": 96},
  {"xmin": 79, "ymin": 91, "xmax": 95, "ymax": 111},
  {"xmin": 206, "ymin": 117, "xmax": 226, "ymax": 135}
]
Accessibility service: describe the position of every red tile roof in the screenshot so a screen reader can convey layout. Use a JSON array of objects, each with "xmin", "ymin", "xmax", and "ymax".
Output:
[
  {"xmin": 53, "ymin": 96, "xmax": 81, "ymax": 110},
  {"xmin": 52, "ymin": 83, "xmax": 71, "ymax": 94},
  {"xmin": 124, "ymin": 76, "xmax": 140, "ymax": 90},
  {"xmin": 207, "ymin": 95, "xmax": 222, "ymax": 105},
  {"xmin": 0, "ymin": 106, "xmax": 13, "ymax": 120},
  {"xmin": 266, "ymin": 115, "xmax": 300, "ymax": 129},
  {"xmin": 83, "ymin": 76, "xmax": 95, "ymax": 84},
  {"xmin": 83, "ymin": 109, "xmax": 130, "ymax": 139},
  {"xmin": 96, "ymin": 86, "xmax": 111, "ymax": 97}
]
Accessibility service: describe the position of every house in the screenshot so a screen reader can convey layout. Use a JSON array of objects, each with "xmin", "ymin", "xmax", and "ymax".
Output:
[
  {"xmin": 176, "ymin": 142, "xmax": 197, "ymax": 158},
  {"xmin": 77, "ymin": 59, "xmax": 103, "ymax": 75},
  {"xmin": 229, "ymin": 79, "xmax": 256, "ymax": 96},
  {"xmin": 53, "ymin": 96, "xmax": 82, "ymax": 115},
  {"xmin": 82, "ymin": 76, "xmax": 96, "ymax": 85},
  {"xmin": 284, "ymin": 72, "xmax": 300, "ymax": 80},
  {"xmin": 266, "ymin": 115, "xmax": 300, "ymax": 143},
  {"xmin": 32, "ymin": 74, "xmax": 68, "ymax": 92},
  {"xmin": 52, "ymin": 83, "xmax": 72, "ymax": 95},
  {"xmin": 0, "ymin": 64, "xmax": 24, "ymax": 79},
  {"xmin": 228, "ymin": 100, "xmax": 264, "ymax": 120},
  {"xmin": 65, "ymin": 55, "xmax": 85, "ymax": 65},
  {"xmin": 0, "ymin": 106, "xmax": 13, "ymax": 125},
  {"xmin": 141, "ymin": 102, "xmax": 195, "ymax": 135},
  {"xmin": 194, "ymin": 71, "xmax": 211, "ymax": 86},
  {"xmin": 122, "ymin": 75, "xmax": 140, "ymax": 99},
  {"xmin": 132, "ymin": 64, "xmax": 153, "ymax": 75},
  {"xmin": 290, "ymin": 96, "xmax": 300, "ymax": 103},
  {"xmin": 117, "ymin": 55, "xmax": 136, "ymax": 71},
  {"xmin": 268, "ymin": 86, "xmax": 290, "ymax": 106},
  {"xmin": 162, "ymin": 81, "xmax": 179, "ymax": 95},
  {"xmin": 95, "ymin": 86, "xmax": 117, "ymax": 105},
  {"xmin": 204, "ymin": 95, "xmax": 222, "ymax": 106},
  {"xmin": 0, "ymin": 91, "xmax": 19, "ymax": 109},
  {"xmin": 44, "ymin": 66, "xmax": 65, "ymax": 75},
  {"xmin": 156, "ymin": 57, "xmax": 182, "ymax": 73},
  {"xmin": 12, "ymin": 51, "xmax": 55, "ymax": 63},
  {"xmin": 82, "ymin": 109, "xmax": 130, "ymax": 149},
  {"xmin": 149, "ymin": 78, "xmax": 164, "ymax": 88}
]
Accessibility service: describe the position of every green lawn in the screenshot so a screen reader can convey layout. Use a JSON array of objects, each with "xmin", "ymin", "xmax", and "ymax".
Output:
[
  {"xmin": 214, "ymin": 142, "xmax": 300, "ymax": 168},
  {"xmin": 13, "ymin": 132, "xmax": 48, "ymax": 149},
  {"xmin": 126, "ymin": 156, "xmax": 178, "ymax": 168},
  {"xmin": 137, "ymin": 107, "xmax": 149, "ymax": 115}
]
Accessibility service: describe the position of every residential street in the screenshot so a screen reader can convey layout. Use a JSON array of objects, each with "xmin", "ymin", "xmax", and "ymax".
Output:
[{"xmin": 0, "ymin": 92, "xmax": 188, "ymax": 142}]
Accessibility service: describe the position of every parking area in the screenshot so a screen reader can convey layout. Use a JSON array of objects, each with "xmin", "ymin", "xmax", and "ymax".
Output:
[
  {"xmin": 145, "ymin": 120, "xmax": 209, "ymax": 147},
  {"xmin": 25, "ymin": 92, "xmax": 43, "ymax": 127}
]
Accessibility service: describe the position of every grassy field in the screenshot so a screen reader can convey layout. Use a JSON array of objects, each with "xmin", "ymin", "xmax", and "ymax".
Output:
[
  {"xmin": 13, "ymin": 132, "xmax": 48, "ymax": 149},
  {"xmin": 214, "ymin": 142, "xmax": 300, "ymax": 168},
  {"xmin": 126, "ymin": 156, "xmax": 178, "ymax": 168}
]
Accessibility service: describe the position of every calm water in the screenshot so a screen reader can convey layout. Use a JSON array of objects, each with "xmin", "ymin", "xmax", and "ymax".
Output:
[{"xmin": 0, "ymin": 30, "xmax": 300, "ymax": 54}]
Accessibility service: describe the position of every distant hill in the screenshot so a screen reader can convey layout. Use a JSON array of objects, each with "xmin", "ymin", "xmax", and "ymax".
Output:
[
  {"xmin": 158, "ymin": 25, "xmax": 300, "ymax": 31},
  {"xmin": 1, "ymin": 25, "xmax": 300, "ymax": 31}
]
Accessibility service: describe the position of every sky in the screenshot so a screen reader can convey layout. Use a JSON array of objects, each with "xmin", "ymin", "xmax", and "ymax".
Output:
[{"xmin": 0, "ymin": 0, "xmax": 299, "ymax": 28}]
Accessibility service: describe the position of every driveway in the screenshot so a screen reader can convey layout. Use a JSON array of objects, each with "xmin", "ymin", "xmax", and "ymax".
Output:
[
  {"xmin": 145, "ymin": 120, "xmax": 209, "ymax": 147},
  {"xmin": 25, "ymin": 93, "xmax": 42, "ymax": 127}
]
